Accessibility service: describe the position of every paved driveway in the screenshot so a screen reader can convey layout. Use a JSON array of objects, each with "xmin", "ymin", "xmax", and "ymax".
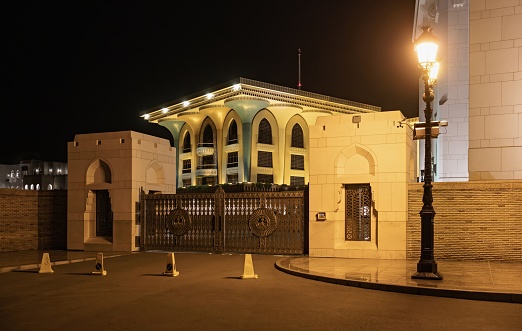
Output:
[{"xmin": 0, "ymin": 252, "xmax": 520, "ymax": 331}]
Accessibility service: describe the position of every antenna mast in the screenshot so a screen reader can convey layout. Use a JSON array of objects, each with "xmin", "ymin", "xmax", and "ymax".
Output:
[{"xmin": 297, "ymin": 48, "xmax": 302, "ymax": 90}]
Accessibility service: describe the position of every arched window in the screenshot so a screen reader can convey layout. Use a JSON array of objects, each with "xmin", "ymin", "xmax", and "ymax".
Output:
[
  {"xmin": 291, "ymin": 124, "xmax": 304, "ymax": 148},
  {"xmin": 227, "ymin": 120, "xmax": 238, "ymax": 145},
  {"xmin": 183, "ymin": 132, "xmax": 191, "ymax": 153},
  {"xmin": 203, "ymin": 125, "xmax": 213, "ymax": 145},
  {"xmin": 258, "ymin": 119, "xmax": 272, "ymax": 144}
]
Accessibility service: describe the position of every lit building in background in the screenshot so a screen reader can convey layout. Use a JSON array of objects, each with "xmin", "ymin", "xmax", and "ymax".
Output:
[{"xmin": 0, "ymin": 160, "xmax": 68, "ymax": 190}]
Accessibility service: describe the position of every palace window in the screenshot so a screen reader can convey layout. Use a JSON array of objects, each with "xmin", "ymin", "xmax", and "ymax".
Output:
[
  {"xmin": 291, "ymin": 124, "xmax": 304, "ymax": 148},
  {"xmin": 227, "ymin": 120, "xmax": 238, "ymax": 145},
  {"xmin": 183, "ymin": 133, "xmax": 191, "ymax": 153},
  {"xmin": 202, "ymin": 125, "xmax": 213, "ymax": 146},
  {"xmin": 290, "ymin": 176, "xmax": 305, "ymax": 186},
  {"xmin": 227, "ymin": 174, "xmax": 238, "ymax": 184},
  {"xmin": 227, "ymin": 152, "xmax": 238, "ymax": 168},
  {"xmin": 258, "ymin": 151, "xmax": 273, "ymax": 168},
  {"xmin": 257, "ymin": 174, "xmax": 273, "ymax": 184},
  {"xmin": 182, "ymin": 159, "xmax": 191, "ymax": 173},
  {"xmin": 258, "ymin": 119, "xmax": 272, "ymax": 144},
  {"xmin": 291, "ymin": 154, "xmax": 304, "ymax": 170}
]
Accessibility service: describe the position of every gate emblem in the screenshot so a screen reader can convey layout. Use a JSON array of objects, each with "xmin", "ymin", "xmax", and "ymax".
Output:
[
  {"xmin": 166, "ymin": 208, "xmax": 191, "ymax": 236},
  {"xmin": 248, "ymin": 207, "xmax": 277, "ymax": 239}
]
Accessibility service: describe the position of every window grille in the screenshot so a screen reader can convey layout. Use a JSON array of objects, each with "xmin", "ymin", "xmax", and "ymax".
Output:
[
  {"xmin": 227, "ymin": 120, "xmax": 238, "ymax": 145},
  {"xmin": 258, "ymin": 118, "xmax": 272, "ymax": 144},
  {"xmin": 182, "ymin": 159, "xmax": 191, "ymax": 173},
  {"xmin": 257, "ymin": 174, "xmax": 273, "ymax": 184},
  {"xmin": 227, "ymin": 152, "xmax": 238, "ymax": 168},
  {"xmin": 290, "ymin": 176, "xmax": 305, "ymax": 186},
  {"xmin": 291, "ymin": 154, "xmax": 304, "ymax": 170},
  {"xmin": 291, "ymin": 124, "xmax": 304, "ymax": 148},
  {"xmin": 345, "ymin": 184, "xmax": 371, "ymax": 241},
  {"xmin": 257, "ymin": 151, "xmax": 273, "ymax": 167},
  {"xmin": 183, "ymin": 133, "xmax": 191, "ymax": 153}
]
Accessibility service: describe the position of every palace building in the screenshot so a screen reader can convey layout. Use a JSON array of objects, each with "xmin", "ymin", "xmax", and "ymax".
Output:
[{"xmin": 141, "ymin": 77, "xmax": 389, "ymax": 188}]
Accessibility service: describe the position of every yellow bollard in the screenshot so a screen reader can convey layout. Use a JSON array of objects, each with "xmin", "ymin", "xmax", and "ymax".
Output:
[
  {"xmin": 92, "ymin": 252, "xmax": 107, "ymax": 276},
  {"xmin": 163, "ymin": 252, "xmax": 180, "ymax": 276},
  {"xmin": 38, "ymin": 253, "xmax": 54, "ymax": 273},
  {"xmin": 240, "ymin": 254, "xmax": 258, "ymax": 279}
]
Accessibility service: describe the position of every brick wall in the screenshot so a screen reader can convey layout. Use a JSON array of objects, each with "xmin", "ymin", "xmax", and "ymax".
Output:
[
  {"xmin": 0, "ymin": 189, "xmax": 67, "ymax": 252},
  {"xmin": 408, "ymin": 181, "xmax": 522, "ymax": 262}
]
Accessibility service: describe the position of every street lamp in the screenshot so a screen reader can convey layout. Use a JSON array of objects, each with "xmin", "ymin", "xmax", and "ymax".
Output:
[{"xmin": 411, "ymin": 25, "xmax": 443, "ymax": 280}]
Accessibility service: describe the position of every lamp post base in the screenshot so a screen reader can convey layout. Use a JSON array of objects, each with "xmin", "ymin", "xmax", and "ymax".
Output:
[
  {"xmin": 411, "ymin": 271, "xmax": 443, "ymax": 280},
  {"xmin": 412, "ymin": 260, "xmax": 443, "ymax": 280}
]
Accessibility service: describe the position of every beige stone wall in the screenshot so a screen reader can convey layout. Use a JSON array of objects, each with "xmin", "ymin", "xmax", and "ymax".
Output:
[
  {"xmin": 308, "ymin": 111, "xmax": 417, "ymax": 259},
  {"xmin": 408, "ymin": 180, "xmax": 522, "ymax": 261},
  {"xmin": 469, "ymin": 0, "xmax": 522, "ymax": 180},
  {"xmin": 67, "ymin": 131, "xmax": 176, "ymax": 252}
]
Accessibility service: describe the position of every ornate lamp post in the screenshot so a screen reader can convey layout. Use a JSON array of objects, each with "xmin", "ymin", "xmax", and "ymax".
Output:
[{"xmin": 411, "ymin": 25, "xmax": 443, "ymax": 280}]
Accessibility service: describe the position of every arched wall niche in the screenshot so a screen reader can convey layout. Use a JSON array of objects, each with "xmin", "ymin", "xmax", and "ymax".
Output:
[
  {"xmin": 335, "ymin": 143, "xmax": 377, "ymax": 176},
  {"xmin": 146, "ymin": 160, "xmax": 166, "ymax": 186},
  {"xmin": 86, "ymin": 159, "xmax": 112, "ymax": 184}
]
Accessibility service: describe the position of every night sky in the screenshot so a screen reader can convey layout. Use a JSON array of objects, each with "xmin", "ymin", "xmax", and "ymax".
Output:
[{"xmin": 2, "ymin": 1, "xmax": 419, "ymax": 164}]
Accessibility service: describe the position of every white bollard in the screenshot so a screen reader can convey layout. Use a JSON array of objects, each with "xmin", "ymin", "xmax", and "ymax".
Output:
[
  {"xmin": 38, "ymin": 252, "xmax": 54, "ymax": 273},
  {"xmin": 240, "ymin": 253, "xmax": 258, "ymax": 279},
  {"xmin": 163, "ymin": 252, "xmax": 180, "ymax": 277},
  {"xmin": 92, "ymin": 252, "xmax": 107, "ymax": 276}
]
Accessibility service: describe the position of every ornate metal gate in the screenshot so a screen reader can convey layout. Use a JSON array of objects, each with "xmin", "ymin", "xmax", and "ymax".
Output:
[
  {"xmin": 345, "ymin": 184, "xmax": 371, "ymax": 241},
  {"xmin": 139, "ymin": 186, "xmax": 306, "ymax": 254}
]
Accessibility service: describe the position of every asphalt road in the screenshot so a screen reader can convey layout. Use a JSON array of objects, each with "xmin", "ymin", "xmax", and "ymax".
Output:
[{"xmin": 0, "ymin": 252, "xmax": 520, "ymax": 331}]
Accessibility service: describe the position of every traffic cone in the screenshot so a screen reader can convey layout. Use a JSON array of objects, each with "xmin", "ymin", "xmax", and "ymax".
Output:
[
  {"xmin": 92, "ymin": 252, "xmax": 107, "ymax": 276},
  {"xmin": 38, "ymin": 252, "xmax": 54, "ymax": 273},
  {"xmin": 163, "ymin": 252, "xmax": 179, "ymax": 276},
  {"xmin": 240, "ymin": 254, "xmax": 258, "ymax": 279}
]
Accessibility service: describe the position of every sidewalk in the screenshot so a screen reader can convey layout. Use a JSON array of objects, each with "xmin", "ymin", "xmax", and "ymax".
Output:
[
  {"xmin": 275, "ymin": 256, "xmax": 522, "ymax": 303},
  {"xmin": 1, "ymin": 250, "xmax": 521, "ymax": 303}
]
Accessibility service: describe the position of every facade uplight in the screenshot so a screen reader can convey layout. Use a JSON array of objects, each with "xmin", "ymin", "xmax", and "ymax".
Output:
[
  {"xmin": 182, "ymin": 101, "xmax": 190, "ymax": 107},
  {"xmin": 161, "ymin": 108, "xmax": 169, "ymax": 114},
  {"xmin": 205, "ymin": 93, "xmax": 214, "ymax": 100}
]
